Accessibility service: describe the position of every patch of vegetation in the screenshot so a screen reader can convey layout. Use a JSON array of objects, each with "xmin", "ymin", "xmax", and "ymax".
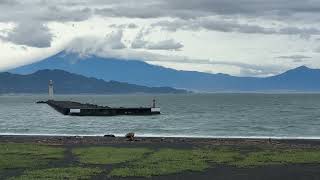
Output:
[
  {"xmin": 233, "ymin": 149, "xmax": 320, "ymax": 167},
  {"xmin": 109, "ymin": 148, "xmax": 232, "ymax": 177},
  {"xmin": 3, "ymin": 142, "xmax": 320, "ymax": 178},
  {"xmin": 0, "ymin": 143, "xmax": 64, "ymax": 169},
  {"xmin": 73, "ymin": 147, "xmax": 152, "ymax": 164},
  {"xmin": 195, "ymin": 147, "xmax": 242, "ymax": 164},
  {"xmin": 109, "ymin": 147, "xmax": 320, "ymax": 177},
  {"xmin": 10, "ymin": 167, "xmax": 102, "ymax": 180}
]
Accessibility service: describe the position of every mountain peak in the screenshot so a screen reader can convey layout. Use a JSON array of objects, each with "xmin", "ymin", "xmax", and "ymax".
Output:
[
  {"xmin": 278, "ymin": 65, "xmax": 312, "ymax": 76},
  {"xmin": 293, "ymin": 65, "xmax": 310, "ymax": 71},
  {"xmin": 272, "ymin": 65, "xmax": 320, "ymax": 82},
  {"xmin": 53, "ymin": 50, "xmax": 92, "ymax": 60}
]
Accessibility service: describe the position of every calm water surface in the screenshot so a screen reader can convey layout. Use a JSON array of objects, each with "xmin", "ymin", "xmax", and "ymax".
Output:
[{"xmin": 1, "ymin": 94, "xmax": 320, "ymax": 138}]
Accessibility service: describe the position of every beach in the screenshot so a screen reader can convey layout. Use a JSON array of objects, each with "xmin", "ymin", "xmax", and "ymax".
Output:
[{"xmin": 1, "ymin": 135, "xmax": 320, "ymax": 180}]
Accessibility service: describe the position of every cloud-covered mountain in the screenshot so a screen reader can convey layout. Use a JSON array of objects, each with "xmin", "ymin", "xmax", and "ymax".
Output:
[
  {"xmin": 1, "ymin": 0, "xmax": 320, "ymax": 78},
  {"xmin": 0, "ymin": 69, "xmax": 187, "ymax": 94},
  {"xmin": 11, "ymin": 51, "xmax": 320, "ymax": 92}
]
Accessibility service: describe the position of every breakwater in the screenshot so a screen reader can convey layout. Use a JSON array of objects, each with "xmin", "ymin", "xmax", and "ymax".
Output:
[{"xmin": 37, "ymin": 100, "xmax": 161, "ymax": 116}]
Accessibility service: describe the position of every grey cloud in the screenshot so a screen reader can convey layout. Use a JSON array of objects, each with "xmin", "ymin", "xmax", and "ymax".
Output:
[
  {"xmin": 39, "ymin": 6, "xmax": 92, "ymax": 22},
  {"xmin": 162, "ymin": 0, "xmax": 320, "ymax": 18},
  {"xmin": 0, "ymin": 21, "xmax": 53, "ymax": 48},
  {"xmin": 109, "ymin": 23, "xmax": 138, "ymax": 29},
  {"xmin": 93, "ymin": 0, "xmax": 320, "ymax": 20},
  {"xmin": 0, "ymin": 0, "xmax": 18, "ymax": 5},
  {"xmin": 146, "ymin": 39, "xmax": 184, "ymax": 50},
  {"xmin": 95, "ymin": 7, "xmax": 207, "ymax": 19},
  {"xmin": 278, "ymin": 27, "xmax": 320, "ymax": 38},
  {"xmin": 277, "ymin": 55, "xmax": 312, "ymax": 62},
  {"xmin": 0, "ymin": 2, "xmax": 92, "ymax": 48},
  {"xmin": 131, "ymin": 30, "xmax": 183, "ymax": 50},
  {"xmin": 95, "ymin": 7, "xmax": 163, "ymax": 19},
  {"xmin": 314, "ymin": 47, "xmax": 320, "ymax": 53},
  {"xmin": 2, "ymin": 0, "xmax": 320, "ymax": 22},
  {"xmin": 153, "ymin": 19, "xmax": 276, "ymax": 34},
  {"xmin": 152, "ymin": 19, "xmax": 320, "ymax": 36},
  {"xmin": 0, "ymin": 2, "xmax": 92, "ymax": 23},
  {"xmin": 128, "ymin": 23, "xmax": 138, "ymax": 29},
  {"xmin": 1, "ymin": 0, "xmax": 320, "ymax": 46}
]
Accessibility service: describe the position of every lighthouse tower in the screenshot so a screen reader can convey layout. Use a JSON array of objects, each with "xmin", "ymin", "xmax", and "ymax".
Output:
[
  {"xmin": 49, "ymin": 80, "xmax": 54, "ymax": 99},
  {"xmin": 151, "ymin": 98, "xmax": 160, "ymax": 113}
]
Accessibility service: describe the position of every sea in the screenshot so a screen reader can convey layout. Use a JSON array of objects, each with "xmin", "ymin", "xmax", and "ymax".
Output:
[{"xmin": 1, "ymin": 93, "xmax": 320, "ymax": 139}]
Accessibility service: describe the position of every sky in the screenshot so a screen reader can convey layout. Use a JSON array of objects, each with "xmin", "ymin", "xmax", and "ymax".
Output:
[{"xmin": 0, "ymin": 0, "xmax": 320, "ymax": 77}]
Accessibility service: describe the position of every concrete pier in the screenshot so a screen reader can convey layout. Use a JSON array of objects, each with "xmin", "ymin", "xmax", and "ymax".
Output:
[{"xmin": 37, "ymin": 100, "xmax": 161, "ymax": 116}]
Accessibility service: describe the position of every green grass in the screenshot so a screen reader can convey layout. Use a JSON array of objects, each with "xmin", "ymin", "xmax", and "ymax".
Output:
[
  {"xmin": 195, "ymin": 147, "xmax": 242, "ymax": 163},
  {"xmin": 73, "ymin": 147, "xmax": 152, "ymax": 164},
  {"xmin": 109, "ymin": 148, "xmax": 241, "ymax": 177},
  {"xmin": 109, "ymin": 149, "xmax": 208, "ymax": 177},
  {"xmin": 10, "ymin": 167, "xmax": 102, "ymax": 180},
  {"xmin": 2, "ymin": 143, "xmax": 320, "ymax": 178},
  {"xmin": 233, "ymin": 149, "xmax": 320, "ymax": 167},
  {"xmin": 0, "ymin": 143, "xmax": 64, "ymax": 169},
  {"xmin": 109, "ymin": 147, "xmax": 320, "ymax": 177}
]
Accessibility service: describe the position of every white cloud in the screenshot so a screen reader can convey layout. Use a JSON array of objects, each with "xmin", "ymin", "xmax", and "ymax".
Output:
[{"xmin": 67, "ymin": 30, "xmax": 126, "ymax": 54}]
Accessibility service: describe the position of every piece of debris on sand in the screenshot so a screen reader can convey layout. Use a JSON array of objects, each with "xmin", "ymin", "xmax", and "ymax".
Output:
[{"xmin": 125, "ymin": 132, "xmax": 135, "ymax": 141}]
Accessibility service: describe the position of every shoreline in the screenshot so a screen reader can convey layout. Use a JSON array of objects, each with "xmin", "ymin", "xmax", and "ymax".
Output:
[
  {"xmin": 2, "ymin": 133, "xmax": 320, "ymax": 140},
  {"xmin": 2, "ymin": 135, "xmax": 320, "ymax": 148}
]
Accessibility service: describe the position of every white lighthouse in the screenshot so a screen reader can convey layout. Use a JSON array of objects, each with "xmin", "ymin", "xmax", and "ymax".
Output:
[{"xmin": 49, "ymin": 80, "xmax": 54, "ymax": 99}]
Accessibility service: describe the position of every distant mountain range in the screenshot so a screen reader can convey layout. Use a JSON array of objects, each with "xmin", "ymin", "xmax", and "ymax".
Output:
[
  {"xmin": 0, "ymin": 70, "xmax": 187, "ymax": 94},
  {"xmin": 10, "ymin": 51, "xmax": 320, "ymax": 92}
]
